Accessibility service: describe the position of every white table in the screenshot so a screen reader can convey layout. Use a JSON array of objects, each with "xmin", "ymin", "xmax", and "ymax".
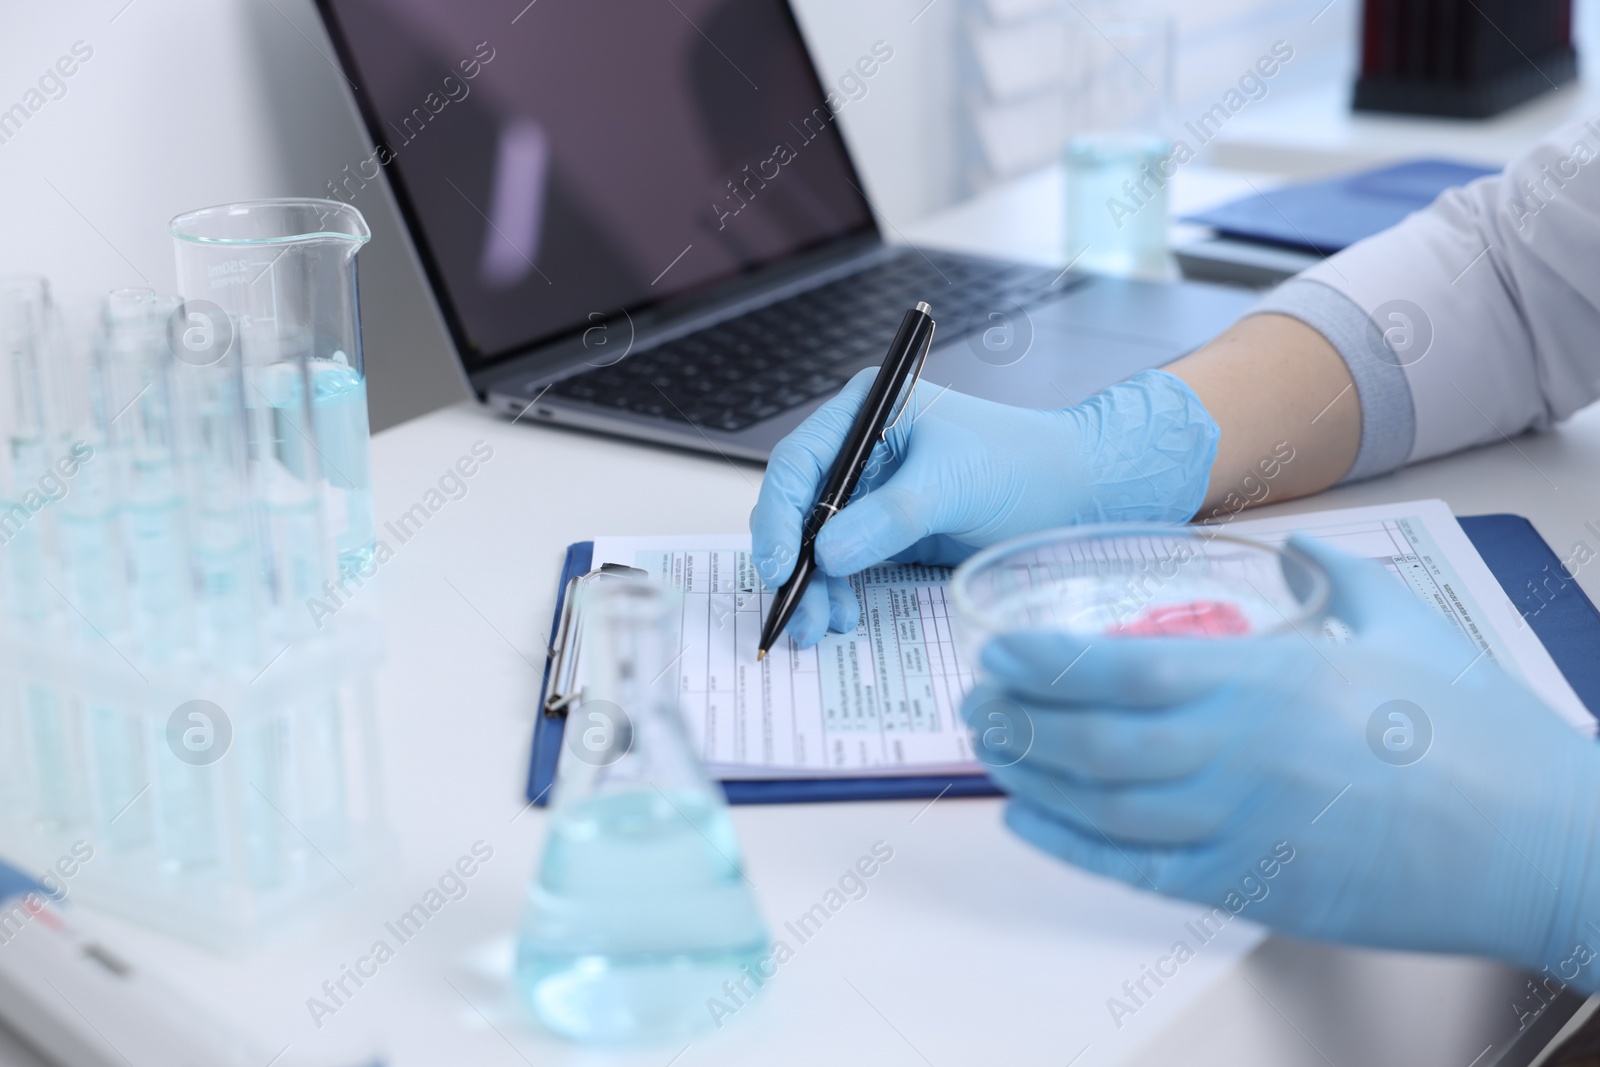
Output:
[{"xmin": 11, "ymin": 165, "xmax": 1600, "ymax": 1067}]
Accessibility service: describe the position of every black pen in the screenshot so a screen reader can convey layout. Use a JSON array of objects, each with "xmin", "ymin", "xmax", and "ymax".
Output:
[{"xmin": 757, "ymin": 301, "xmax": 935, "ymax": 660}]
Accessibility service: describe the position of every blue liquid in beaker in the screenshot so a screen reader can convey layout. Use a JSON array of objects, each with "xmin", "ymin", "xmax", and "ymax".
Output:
[{"xmin": 1064, "ymin": 134, "xmax": 1173, "ymax": 278}]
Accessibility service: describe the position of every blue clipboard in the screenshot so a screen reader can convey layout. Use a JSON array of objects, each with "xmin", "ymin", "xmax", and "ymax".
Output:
[
  {"xmin": 526, "ymin": 517, "xmax": 1600, "ymax": 806},
  {"xmin": 1457, "ymin": 514, "xmax": 1600, "ymax": 708}
]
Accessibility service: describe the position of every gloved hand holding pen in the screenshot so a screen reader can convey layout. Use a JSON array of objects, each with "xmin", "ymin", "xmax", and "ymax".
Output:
[
  {"xmin": 970, "ymin": 536, "xmax": 1600, "ymax": 989},
  {"xmin": 749, "ymin": 367, "xmax": 1220, "ymax": 647}
]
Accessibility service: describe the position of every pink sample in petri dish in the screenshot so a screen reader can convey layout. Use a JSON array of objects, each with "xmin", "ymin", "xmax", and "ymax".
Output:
[{"xmin": 1109, "ymin": 598, "xmax": 1255, "ymax": 637}]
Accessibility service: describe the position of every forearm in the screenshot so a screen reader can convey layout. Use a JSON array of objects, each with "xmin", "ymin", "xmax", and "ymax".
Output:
[{"xmin": 1166, "ymin": 312, "xmax": 1360, "ymax": 515}]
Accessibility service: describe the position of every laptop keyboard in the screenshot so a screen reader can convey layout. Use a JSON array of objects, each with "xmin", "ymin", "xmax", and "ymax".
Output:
[{"xmin": 545, "ymin": 250, "xmax": 1069, "ymax": 433}]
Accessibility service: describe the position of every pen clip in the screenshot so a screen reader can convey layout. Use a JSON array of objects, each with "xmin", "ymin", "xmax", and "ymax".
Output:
[{"xmin": 881, "ymin": 317, "xmax": 935, "ymax": 440}]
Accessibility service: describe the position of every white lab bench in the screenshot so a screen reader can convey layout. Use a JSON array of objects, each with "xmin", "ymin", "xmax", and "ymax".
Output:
[{"xmin": 8, "ymin": 151, "xmax": 1600, "ymax": 1067}]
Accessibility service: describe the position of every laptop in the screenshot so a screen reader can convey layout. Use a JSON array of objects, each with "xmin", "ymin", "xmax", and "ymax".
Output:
[{"xmin": 313, "ymin": 0, "xmax": 1257, "ymax": 460}]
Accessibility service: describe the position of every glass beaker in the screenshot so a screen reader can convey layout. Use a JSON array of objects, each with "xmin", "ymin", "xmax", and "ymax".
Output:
[
  {"xmin": 516, "ymin": 577, "xmax": 769, "ymax": 1044},
  {"xmin": 168, "ymin": 200, "xmax": 376, "ymax": 596},
  {"xmin": 1062, "ymin": 7, "xmax": 1175, "ymax": 278}
]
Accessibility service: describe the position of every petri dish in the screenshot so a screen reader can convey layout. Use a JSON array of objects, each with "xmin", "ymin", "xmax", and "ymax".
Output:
[{"xmin": 950, "ymin": 524, "xmax": 1330, "ymax": 659}]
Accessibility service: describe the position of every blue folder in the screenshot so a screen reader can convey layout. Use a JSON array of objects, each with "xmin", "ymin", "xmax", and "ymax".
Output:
[
  {"xmin": 1182, "ymin": 159, "xmax": 1497, "ymax": 256},
  {"xmin": 526, "ymin": 516, "xmax": 1600, "ymax": 805}
]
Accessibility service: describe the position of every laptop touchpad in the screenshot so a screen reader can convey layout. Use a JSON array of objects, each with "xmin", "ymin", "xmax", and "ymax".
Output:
[{"xmin": 921, "ymin": 277, "xmax": 1256, "ymax": 409}]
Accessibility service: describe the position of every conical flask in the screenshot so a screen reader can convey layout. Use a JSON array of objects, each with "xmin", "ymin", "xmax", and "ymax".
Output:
[{"xmin": 516, "ymin": 576, "xmax": 769, "ymax": 1043}]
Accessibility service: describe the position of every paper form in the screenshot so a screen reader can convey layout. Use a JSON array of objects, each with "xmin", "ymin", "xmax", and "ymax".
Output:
[
  {"xmin": 1220, "ymin": 499, "xmax": 1590, "ymax": 735},
  {"xmin": 585, "ymin": 498, "xmax": 1591, "ymax": 781},
  {"xmin": 591, "ymin": 537, "xmax": 976, "ymax": 779}
]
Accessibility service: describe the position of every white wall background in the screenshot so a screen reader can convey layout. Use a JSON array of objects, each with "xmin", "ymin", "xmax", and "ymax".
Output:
[
  {"xmin": 0, "ymin": 0, "xmax": 1359, "ymax": 430},
  {"xmin": 961, "ymin": 0, "xmax": 1361, "ymax": 186}
]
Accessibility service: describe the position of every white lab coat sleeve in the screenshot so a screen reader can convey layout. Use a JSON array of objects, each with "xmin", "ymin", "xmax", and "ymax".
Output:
[{"xmin": 1247, "ymin": 113, "xmax": 1600, "ymax": 473}]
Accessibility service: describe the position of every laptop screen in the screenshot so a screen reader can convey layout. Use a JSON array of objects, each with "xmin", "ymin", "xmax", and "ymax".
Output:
[{"xmin": 316, "ymin": 0, "xmax": 877, "ymax": 377}]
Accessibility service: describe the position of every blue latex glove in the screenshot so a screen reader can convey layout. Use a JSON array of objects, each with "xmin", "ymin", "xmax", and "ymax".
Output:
[
  {"xmin": 750, "ymin": 368, "xmax": 1220, "ymax": 646},
  {"xmin": 968, "ymin": 536, "xmax": 1600, "ymax": 991}
]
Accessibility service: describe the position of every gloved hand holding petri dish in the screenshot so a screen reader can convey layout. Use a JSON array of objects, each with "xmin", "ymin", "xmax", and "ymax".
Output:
[{"xmin": 952, "ymin": 529, "xmax": 1600, "ymax": 987}]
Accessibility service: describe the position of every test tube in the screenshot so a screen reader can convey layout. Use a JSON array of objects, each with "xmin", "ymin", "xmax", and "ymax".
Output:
[
  {"xmin": 246, "ymin": 322, "xmax": 334, "ymax": 644},
  {"xmin": 1, "ymin": 280, "xmax": 82, "ymax": 835},
  {"xmin": 0, "ymin": 277, "xmax": 58, "ymax": 627},
  {"xmin": 99, "ymin": 291, "xmax": 195, "ymax": 658},
  {"xmin": 154, "ymin": 745, "xmax": 222, "ymax": 874},
  {"xmin": 291, "ymin": 692, "xmax": 350, "ymax": 855},
  {"xmin": 0, "ymin": 675, "xmax": 29, "ymax": 825},
  {"xmin": 26, "ymin": 682, "xmax": 86, "ymax": 832},
  {"xmin": 310, "ymin": 350, "xmax": 375, "ymax": 580},
  {"xmin": 54, "ymin": 293, "xmax": 131, "ymax": 643},
  {"xmin": 91, "ymin": 702, "xmax": 150, "ymax": 852},
  {"xmin": 159, "ymin": 305, "xmax": 266, "ymax": 883},
  {"xmin": 235, "ymin": 711, "xmax": 288, "ymax": 891},
  {"xmin": 168, "ymin": 307, "xmax": 262, "ymax": 667}
]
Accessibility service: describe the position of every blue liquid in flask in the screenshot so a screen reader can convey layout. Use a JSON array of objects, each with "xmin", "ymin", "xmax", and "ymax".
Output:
[{"xmin": 516, "ymin": 786, "xmax": 769, "ymax": 1043}]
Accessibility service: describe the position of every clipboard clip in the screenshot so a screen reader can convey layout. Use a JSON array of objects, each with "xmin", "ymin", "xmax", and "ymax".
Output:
[{"xmin": 543, "ymin": 562, "xmax": 647, "ymax": 717}]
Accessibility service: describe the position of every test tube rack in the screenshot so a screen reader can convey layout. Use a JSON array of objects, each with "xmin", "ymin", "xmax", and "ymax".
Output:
[{"xmin": 0, "ymin": 616, "xmax": 390, "ymax": 950}]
